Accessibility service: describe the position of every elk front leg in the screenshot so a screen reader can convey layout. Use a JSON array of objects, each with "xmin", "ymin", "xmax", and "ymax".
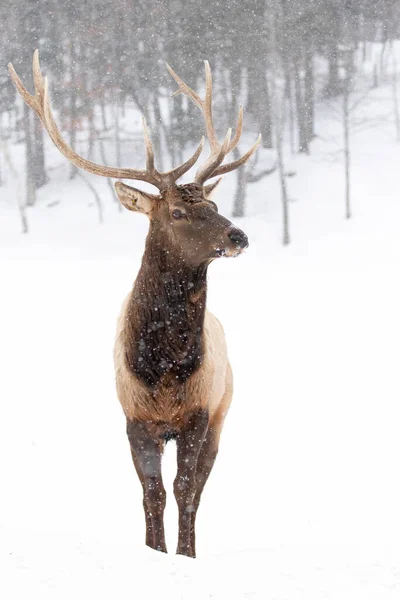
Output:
[
  {"xmin": 174, "ymin": 410, "xmax": 209, "ymax": 558},
  {"xmin": 127, "ymin": 420, "xmax": 167, "ymax": 553},
  {"xmin": 189, "ymin": 426, "xmax": 219, "ymax": 556}
]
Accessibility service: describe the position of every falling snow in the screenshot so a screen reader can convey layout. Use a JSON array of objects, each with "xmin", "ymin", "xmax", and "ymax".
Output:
[{"xmin": 2, "ymin": 1, "xmax": 400, "ymax": 598}]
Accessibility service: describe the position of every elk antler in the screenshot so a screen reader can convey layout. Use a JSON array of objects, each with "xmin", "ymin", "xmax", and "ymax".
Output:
[
  {"xmin": 8, "ymin": 50, "xmax": 204, "ymax": 191},
  {"xmin": 167, "ymin": 61, "xmax": 261, "ymax": 184}
]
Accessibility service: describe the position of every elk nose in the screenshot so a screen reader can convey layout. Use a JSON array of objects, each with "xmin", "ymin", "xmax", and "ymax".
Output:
[{"xmin": 227, "ymin": 227, "xmax": 249, "ymax": 249}]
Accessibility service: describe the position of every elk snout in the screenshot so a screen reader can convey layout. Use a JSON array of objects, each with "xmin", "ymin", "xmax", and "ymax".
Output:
[{"xmin": 227, "ymin": 227, "xmax": 249, "ymax": 249}]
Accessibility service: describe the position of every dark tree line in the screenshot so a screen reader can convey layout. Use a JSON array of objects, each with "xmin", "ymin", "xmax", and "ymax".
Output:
[{"xmin": 1, "ymin": 0, "xmax": 400, "ymax": 227}]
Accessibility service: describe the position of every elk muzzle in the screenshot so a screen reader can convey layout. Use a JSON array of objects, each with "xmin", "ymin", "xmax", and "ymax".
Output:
[
  {"xmin": 215, "ymin": 225, "xmax": 249, "ymax": 258},
  {"xmin": 227, "ymin": 227, "xmax": 249, "ymax": 249}
]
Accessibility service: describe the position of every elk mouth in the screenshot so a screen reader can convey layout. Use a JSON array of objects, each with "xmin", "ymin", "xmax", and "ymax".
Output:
[
  {"xmin": 227, "ymin": 247, "xmax": 244, "ymax": 258},
  {"xmin": 214, "ymin": 246, "xmax": 245, "ymax": 258}
]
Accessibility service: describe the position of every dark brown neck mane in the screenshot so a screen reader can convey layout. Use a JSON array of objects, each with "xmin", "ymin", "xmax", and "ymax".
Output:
[{"xmin": 125, "ymin": 228, "xmax": 208, "ymax": 388}]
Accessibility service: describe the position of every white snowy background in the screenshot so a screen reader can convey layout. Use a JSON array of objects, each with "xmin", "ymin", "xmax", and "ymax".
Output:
[{"xmin": 1, "ymin": 40, "xmax": 400, "ymax": 599}]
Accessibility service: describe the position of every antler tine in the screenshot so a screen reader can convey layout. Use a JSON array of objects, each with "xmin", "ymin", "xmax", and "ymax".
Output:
[
  {"xmin": 32, "ymin": 49, "xmax": 45, "ymax": 99},
  {"xmin": 222, "ymin": 128, "xmax": 232, "ymax": 152},
  {"xmin": 166, "ymin": 63, "xmax": 203, "ymax": 111},
  {"xmin": 227, "ymin": 106, "xmax": 243, "ymax": 154},
  {"xmin": 203, "ymin": 61, "xmax": 218, "ymax": 149},
  {"xmin": 8, "ymin": 62, "xmax": 37, "ymax": 113},
  {"xmin": 204, "ymin": 61, "xmax": 212, "ymax": 112},
  {"xmin": 208, "ymin": 134, "xmax": 262, "ymax": 180},
  {"xmin": 195, "ymin": 128, "xmax": 232, "ymax": 185}
]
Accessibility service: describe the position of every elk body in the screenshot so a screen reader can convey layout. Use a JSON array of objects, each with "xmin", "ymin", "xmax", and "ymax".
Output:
[{"xmin": 9, "ymin": 52, "xmax": 260, "ymax": 558}]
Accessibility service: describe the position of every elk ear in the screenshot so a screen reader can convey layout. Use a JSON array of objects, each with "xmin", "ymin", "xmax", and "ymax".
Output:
[
  {"xmin": 114, "ymin": 182, "xmax": 158, "ymax": 215},
  {"xmin": 203, "ymin": 177, "xmax": 222, "ymax": 200}
]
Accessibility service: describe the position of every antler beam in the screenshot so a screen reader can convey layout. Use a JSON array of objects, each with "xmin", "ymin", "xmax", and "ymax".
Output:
[
  {"xmin": 8, "ymin": 50, "xmax": 204, "ymax": 191},
  {"xmin": 167, "ymin": 61, "xmax": 261, "ymax": 184}
]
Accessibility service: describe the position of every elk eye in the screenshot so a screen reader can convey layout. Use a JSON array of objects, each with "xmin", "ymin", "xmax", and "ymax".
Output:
[{"xmin": 171, "ymin": 209, "xmax": 184, "ymax": 220}]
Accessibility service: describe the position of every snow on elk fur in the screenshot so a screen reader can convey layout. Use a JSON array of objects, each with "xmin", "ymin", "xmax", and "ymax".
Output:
[{"xmin": 8, "ymin": 51, "xmax": 260, "ymax": 558}]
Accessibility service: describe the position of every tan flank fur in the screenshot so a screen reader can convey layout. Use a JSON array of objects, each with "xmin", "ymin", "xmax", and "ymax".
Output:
[{"xmin": 9, "ymin": 51, "xmax": 260, "ymax": 558}]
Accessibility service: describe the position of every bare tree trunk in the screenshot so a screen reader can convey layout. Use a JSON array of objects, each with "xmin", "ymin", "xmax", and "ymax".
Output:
[
  {"xmin": 33, "ymin": 116, "xmax": 47, "ymax": 188},
  {"xmin": 110, "ymin": 100, "xmax": 123, "ymax": 211},
  {"xmin": 1, "ymin": 139, "xmax": 29, "ymax": 233},
  {"xmin": 172, "ymin": 95, "xmax": 184, "ymax": 165},
  {"xmin": 261, "ymin": 73, "xmax": 273, "ymax": 149},
  {"xmin": 224, "ymin": 66, "xmax": 246, "ymax": 216},
  {"xmin": 359, "ymin": 11, "xmax": 367, "ymax": 64},
  {"xmin": 326, "ymin": 43, "xmax": 340, "ymax": 97},
  {"xmin": 232, "ymin": 149, "xmax": 247, "ymax": 218},
  {"xmin": 343, "ymin": 56, "xmax": 351, "ymax": 220},
  {"xmin": 304, "ymin": 47, "xmax": 315, "ymax": 145},
  {"xmin": 362, "ymin": 41, "xmax": 367, "ymax": 64},
  {"xmin": 69, "ymin": 43, "xmax": 78, "ymax": 180},
  {"xmin": 391, "ymin": 48, "xmax": 400, "ymax": 141},
  {"xmin": 286, "ymin": 73, "xmax": 296, "ymax": 154},
  {"xmin": 112, "ymin": 7, "xmax": 123, "ymax": 171},
  {"xmin": 372, "ymin": 62, "xmax": 379, "ymax": 88},
  {"xmin": 24, "ymin": 104, "xmax": 36, "ymax": 206},
  {"xmin": 258, "ymin": 70, "xmax": 274, "ymax": 148},
  {"xmin": 380, "ymin": 40, "xmax": 388, "ymax": 79},
  {"xmin": 114, "ymin": 102, "xmax": 121, "ymax": 168},
  {"xmin": 270, "ymin": 0, "xmax": 290, "ymax": 244},
  {"xmin": 294, "ymin": 59, "xmax": 309, "ymax": 154},
  {"xmin": 87, "ymin": 108, "xmax": 97, "ymax": 160},
  {"xmin": 277, "ymin": 131, "xmax": 290, "ymax": 245},
  {"xmin": 160, "ymin": 99, "xmax": 177, "ymax": 169},
  {"xmin": 152, "ymin": 96, "xmax": 164, "ymax": 171}
]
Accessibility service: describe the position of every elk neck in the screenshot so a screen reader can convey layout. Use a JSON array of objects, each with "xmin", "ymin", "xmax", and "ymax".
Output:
[{"xmin": 125, "ymin": 226, "xmax": 209, "ymax": 388}]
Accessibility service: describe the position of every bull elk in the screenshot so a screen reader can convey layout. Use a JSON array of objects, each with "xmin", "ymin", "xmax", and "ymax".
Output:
[{"xmin": 9, "ymin": 51, "xmax": 260, "ymax": 558}]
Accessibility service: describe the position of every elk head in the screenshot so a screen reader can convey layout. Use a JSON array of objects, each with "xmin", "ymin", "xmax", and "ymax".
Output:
[{"xmin": 9, "ymin": 51, "xmax": 260, "ymax": 267}]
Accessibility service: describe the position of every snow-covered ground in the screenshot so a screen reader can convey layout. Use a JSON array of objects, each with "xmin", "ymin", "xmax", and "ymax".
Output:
[{"xmin": 1, "ymin": 81, "xmax": 400, "ymax": 598}]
